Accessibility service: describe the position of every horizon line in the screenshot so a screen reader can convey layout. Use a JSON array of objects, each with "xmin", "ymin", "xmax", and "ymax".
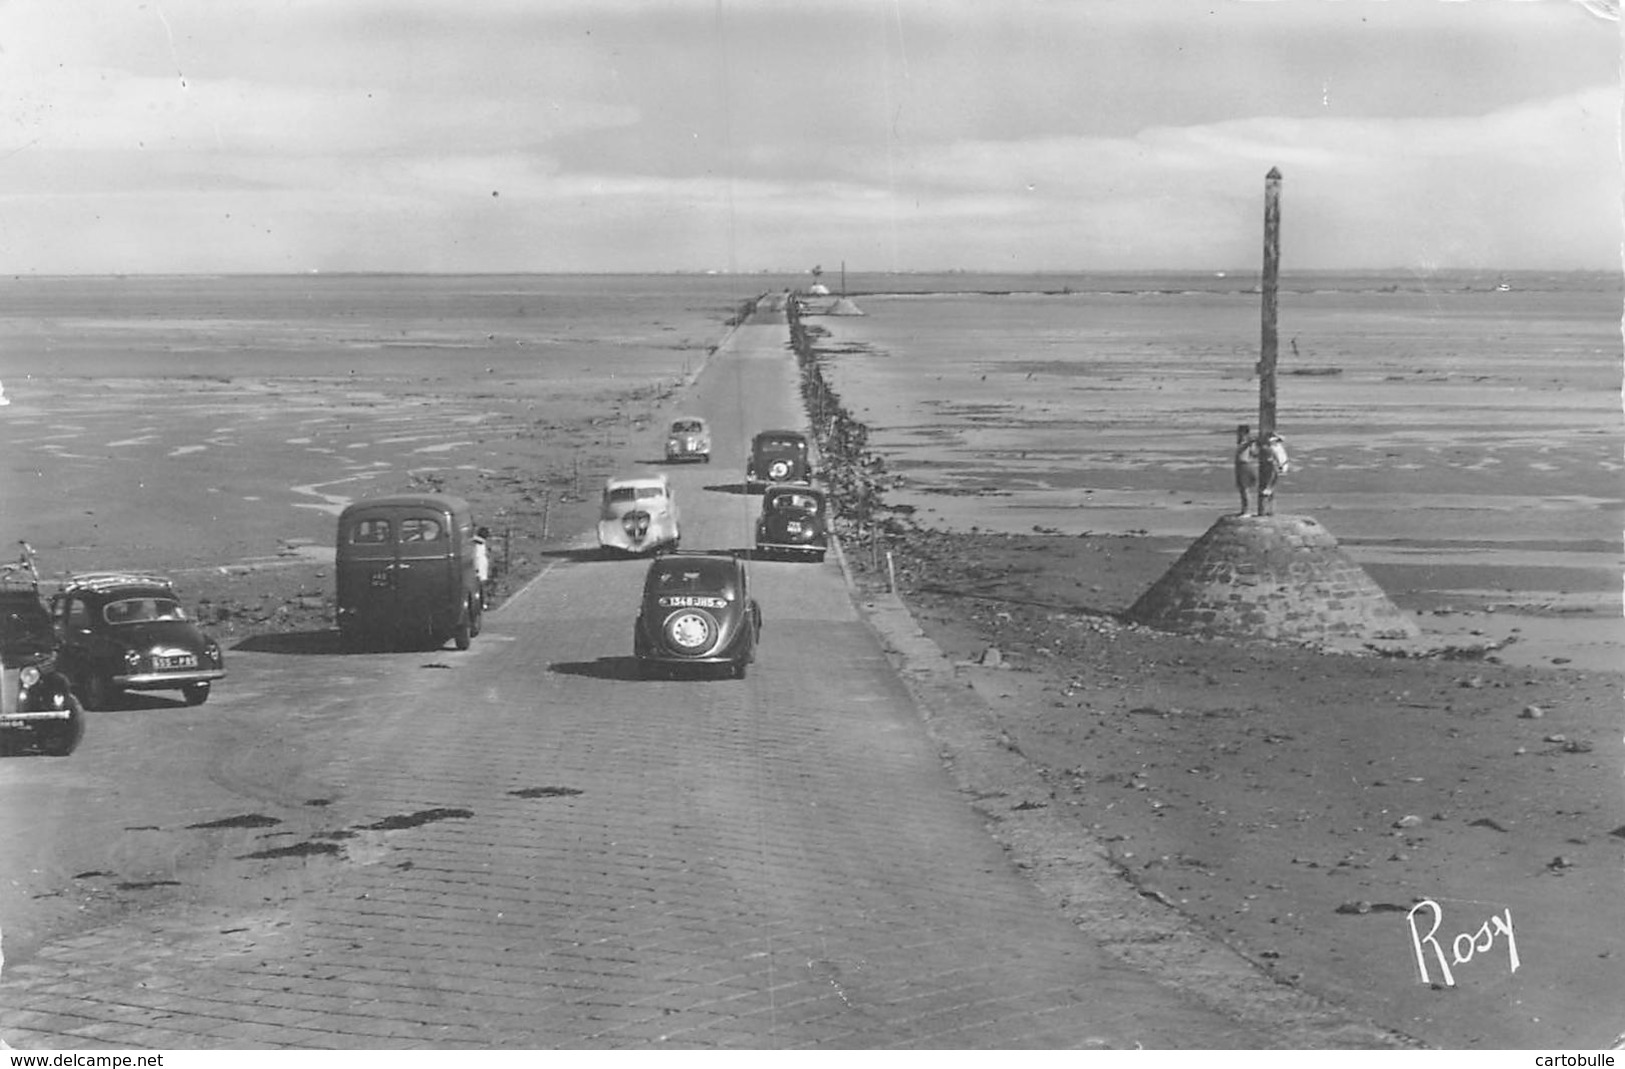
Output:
[{"xmin": 1, "ymin": 266, "xmax": 1614, "ymax": 281}]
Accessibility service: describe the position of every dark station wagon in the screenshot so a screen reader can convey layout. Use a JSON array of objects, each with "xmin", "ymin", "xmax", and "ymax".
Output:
[
  {"xmin": 335, "ymin": 493, "xmax": 485, "ymax": 651},
  {"xmin": 633, "ymin": 554, "xmax": 762, "ymax": 680},
  {"xmin": 51, "ymin": 572, "xmax": 225, "ymax": 710}
]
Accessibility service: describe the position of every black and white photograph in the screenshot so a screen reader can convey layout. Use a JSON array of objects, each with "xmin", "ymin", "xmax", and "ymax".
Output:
[{"xmin": 0, "ymin": 0, "xmax": 1619, "ymax": 1053}]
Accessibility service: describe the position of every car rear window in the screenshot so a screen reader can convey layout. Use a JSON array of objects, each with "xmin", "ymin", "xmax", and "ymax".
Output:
[
  {"xmin": 647, "ymin": 560, "xmax": 735, "ymax": 597},
  {"xmin": 349, "ymin": 519, "xmax": 392, "ymax": 544},
  {"xmin": 104, "ymin": 597, "xmax": 186, "ymax": 624},
  {"xmin": 608, "ymin": 486, "xmax": 665, "ymax": 504},
  {"xmin": 400, "ymin": 518, "xmax": 443, "ymax": 542}
]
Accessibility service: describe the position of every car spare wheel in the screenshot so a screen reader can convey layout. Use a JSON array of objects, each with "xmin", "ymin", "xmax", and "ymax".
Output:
[{"xmin": 663, "ymin": 609, "xmax": 717, "ymax": 654}]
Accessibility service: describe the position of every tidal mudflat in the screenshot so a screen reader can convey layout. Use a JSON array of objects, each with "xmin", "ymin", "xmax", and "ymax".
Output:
[
  {"xmin": 807, "ymin": 270, "xmax": 1622, "ymax": 671},
  {"xmin": 0, "ymin": 273, "xmax": 763, "ymax": 625}
]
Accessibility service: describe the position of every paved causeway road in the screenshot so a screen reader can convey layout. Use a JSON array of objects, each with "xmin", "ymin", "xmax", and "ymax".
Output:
[{"xmin": 0, "ymin": 307, "xmax": 1267, "ymax": 1049}]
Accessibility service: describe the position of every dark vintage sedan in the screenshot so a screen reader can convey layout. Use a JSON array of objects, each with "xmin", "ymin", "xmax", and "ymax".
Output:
[
  {"xmin": 745, "ymin": 429, "xmax": 813, "ymax": 488},
  {"xmin": 51, "ymin": 573, "xmax": 225, "ymax": 710},
  {"xmin": 633, "ymin": 554, "xmax": 761, "ymax": 680},
  {"xmin": 754, "ymin": 484, "xmax": 829, "ymax": 563},
  {"xmin": 0, "ymin": 554, "xmax": 84, "ymax": 756}
]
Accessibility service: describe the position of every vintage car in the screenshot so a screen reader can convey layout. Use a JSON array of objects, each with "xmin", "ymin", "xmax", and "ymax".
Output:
[
  {"xmin": 336, "ymin": 493, "xmax": 484, "ymax": 651},
  {"xmin": 746, "ymin": 429, "xmax": 814, "ymax": 488},
  {"xmin": 598, "ymin": 474, "xmax": 682, "ymax": 557},
  {"xmin": 51, "ymin": 572, "xmax": 225, "ymax": 710},
  {"xmin": 754, "ymin": 484, "xmax": 829, "ymax": 562},
  {"xmin": 0, "ymin": 549, "xmax": 83, "ymax": 756},
  {"xmin": 664, "ymin": 417, "xmax": 712, "ymax": 463},
  {"xmin": 633, "ymin": 553, "xmax": 761, "ymax": 679}
]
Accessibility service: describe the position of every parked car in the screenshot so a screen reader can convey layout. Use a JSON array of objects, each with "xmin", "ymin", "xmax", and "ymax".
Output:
[
  {"xmin": 598, "ymin": 474, "xmax": 681, "ymax": 557},
  {"xmin": 754, "ymin": 484, "xmax": 829, "ymax": 562},
  {"xmin": 51, "ymin": 572, "xmax": 225, "ymax": 710},
  {"xmin": 633, "ymin": 553, "xmax": 761, "ymax": 680},
  {"xmin": 746, "ymin": 430, "xmax": 814, "ymax": 488},
  {"xmin": 664, "ymin": 417, "xmax": 712, "ymax": 463},
  {"xmin": 335, "ymin": 493, "xmax": 485, "ymax": 651},
  {"xmin": 0, "ymin": 549, "xmax": 83, "ymax": 755}
]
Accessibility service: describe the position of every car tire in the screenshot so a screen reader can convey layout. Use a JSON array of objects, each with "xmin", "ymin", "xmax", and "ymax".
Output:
[
  {"xmin": 469, "ymin": 597, "xmax": 483, "ymax": 639},
  {"xmin": 83, "ymin": 672, "xmax": 118, "ymax": 712},
  {"xmin": 453, "ymin": 617, "xmax": 472, "ymax": 651},
  {"xmin": 731, "ymin": 658, "xmax": 748, "ymax": 680},
  {"xmin": 339, "ymin": 625, "xmax": 375, "ymax": 653},
  {"xmin": 182, "ymin": 681, "xmax": 211, "ymax": 706},
  {"xmin": 41, "ymin": 701, "xmax": 84, "ymax": 757}
]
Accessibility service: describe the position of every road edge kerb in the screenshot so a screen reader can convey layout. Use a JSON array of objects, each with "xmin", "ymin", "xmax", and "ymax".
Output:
[{"xmin": 829, "ymin": 532, "xmax": 1421, "ymax": 1050}]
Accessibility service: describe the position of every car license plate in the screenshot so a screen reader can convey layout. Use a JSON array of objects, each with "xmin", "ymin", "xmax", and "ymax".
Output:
[{"xmin": 155, "ymin": 654, "xmax": 197, "ymax": 669}]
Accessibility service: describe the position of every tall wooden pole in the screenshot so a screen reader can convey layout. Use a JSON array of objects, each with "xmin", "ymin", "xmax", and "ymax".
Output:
[{"xmin": 1256, "ymin": 167, "xmax": 1281, "ymax": 516}]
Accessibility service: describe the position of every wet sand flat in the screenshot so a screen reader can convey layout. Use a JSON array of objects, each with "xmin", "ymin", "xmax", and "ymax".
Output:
[
  {"xmin": 806, "ymin": 272, "xmax": 1623, "ymax": 670},
  {"xmin": 0, "ymin": 274, "xmax": 761, "ymax": 607}
]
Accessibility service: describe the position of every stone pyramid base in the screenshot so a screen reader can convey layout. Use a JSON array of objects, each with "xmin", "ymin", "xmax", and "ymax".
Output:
[{"xmin": 1126, "ymin": 513, "xmax": 1420, "ymax": 645}]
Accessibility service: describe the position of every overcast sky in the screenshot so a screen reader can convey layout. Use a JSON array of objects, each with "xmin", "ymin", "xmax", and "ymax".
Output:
[{"xmin": 0, "ymin": 0, "xmax": 1618, "ymax": 275}]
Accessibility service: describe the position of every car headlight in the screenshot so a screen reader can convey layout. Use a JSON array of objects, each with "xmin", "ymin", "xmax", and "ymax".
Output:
[
  {"xmin": 125, "ymin": 649, "xmax": 143, "ymax": 670},
  {"xmin": 19, "ymin": 665, "xmax": 40, "ymax": 687},
  {"xmin": 204, "ymin": 641, "xmax": 221, "ymax": 664}
]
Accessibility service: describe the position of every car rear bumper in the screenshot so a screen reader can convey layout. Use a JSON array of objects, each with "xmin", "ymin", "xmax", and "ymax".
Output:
[
  {"xmin": 114, "ymin": 669, "xmax": 225, "ymax": 690},
  {"xmin": 755, "ymin": 540, "xmax": 826, "ymax": 555},
  {"xmin": 638, "ymin": 653, "xmax": 739, "ymax": 666}
]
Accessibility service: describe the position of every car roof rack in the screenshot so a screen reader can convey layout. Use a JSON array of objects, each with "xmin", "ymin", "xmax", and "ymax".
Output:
[
  {"xmin": 0, "ymin": 541, "xmax": 41, "ymax": 592},
  {"xmin": 0, "ymin": 566, "xmax": 40, "ymax": 594},
  {"xmin": 62, "ymin": 572, "xmax": 176, "ymax": 593}
]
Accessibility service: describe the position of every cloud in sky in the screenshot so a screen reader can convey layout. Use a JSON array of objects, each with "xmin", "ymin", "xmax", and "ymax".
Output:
[{"xmin": 0, "ymin": 0, "xmax": 1616, "ymax": 274}]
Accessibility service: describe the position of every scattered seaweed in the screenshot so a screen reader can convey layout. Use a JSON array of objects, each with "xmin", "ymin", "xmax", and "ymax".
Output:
[
  {"xmin": 360, "ymin": 807, "xmax": 474, "ymax": 831},
  {"xmin": 239, "ymin": 841, "xmax": 343, "ymax": 861},
  {"xmin": 187, "ymin": 813, "xmax": 283, "ymax": 830}
]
